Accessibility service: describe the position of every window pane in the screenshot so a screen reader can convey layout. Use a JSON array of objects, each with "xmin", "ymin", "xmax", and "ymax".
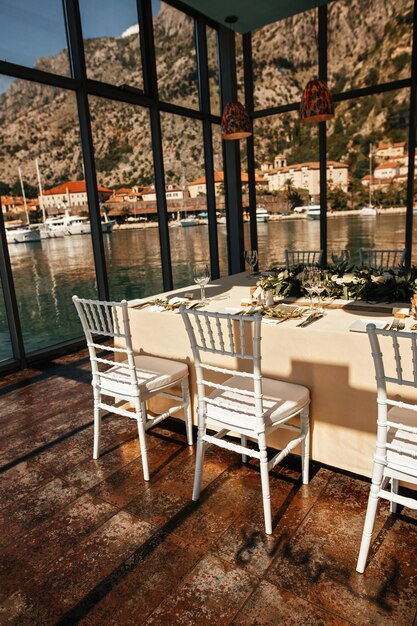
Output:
[
  {"xmin": 0, "ymin": 78, "xmax": 97, "ymax": 353},
  {"xmin": 236, "ymin": 34, "xmax": 245, "ymax": 105},
  {"xmin": 328, "ymin": 0, "xmax": 414, "ymax": 93},
  {"xmin": 327, "ymin": 91, "xmax": 408, "ymax": 264},
  {"xmin": 79, "ymin": 0, "xmax": 143, "ymax": 89},
  {"xmin": 89, "ymin": 96, "xmax": 163, "ymax": 300},
  {"xmin": 0, "ymin": 0, "xmax": 70, "ymax": 76},
  {"xmin": 154, "ymin": 2, "xmax": 199, "ymax": 109},
  {"xmin": 161, "ymin": 112, "xmax": 210, "ymax": 287},
  {"xmin": 252, "ymin": 9, "xmax": 317, "ymax": 110},
  {"xmin": 0, "ymin": 276, "xmax": 13, "ymax": 362},
  {"xmin": 206, "ymin": 26, "xmax": 220, "ymax": 115},
  {"xmin": 253, "ymin": 112, "xmax": 320, "ymax": 269}
]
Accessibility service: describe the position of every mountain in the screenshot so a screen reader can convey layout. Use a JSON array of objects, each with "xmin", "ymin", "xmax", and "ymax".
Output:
[{"xmin": 0, "ymin": 0, "xmax": 413, "ymax": 192}]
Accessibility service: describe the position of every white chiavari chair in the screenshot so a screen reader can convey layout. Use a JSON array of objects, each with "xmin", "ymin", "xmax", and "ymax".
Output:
[
  {"xmin": 356, "ymin": 324, "xmax": 417, "ymax": 573},
  {"xmin": 285, "ymin": 249, "xmax": 323, "ymax": 269},
  {"xmin": 358, "ymin": 248, "xmax": 406, "ymax": 270},
  {"xmin": 73, "ymin": 296, "xmax": 193, "ymax": 481},
  {"xmin": 180, "ymin": 307, "xmax": 310, "ymax": 535}
]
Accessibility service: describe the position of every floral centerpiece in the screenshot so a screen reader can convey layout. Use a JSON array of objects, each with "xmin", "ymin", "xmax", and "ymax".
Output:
[{"xmin": 257, "ymin": 262, "xmax": 417, "ymax": 304}]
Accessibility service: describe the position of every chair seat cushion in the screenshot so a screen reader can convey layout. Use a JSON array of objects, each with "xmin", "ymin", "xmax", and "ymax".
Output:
[
  {"xmin": 205, "ymin": 375, "xmax": 309, "ymax": 433},
  {"xmin": 99, "ymin": 355, "xmax": 188, "ymax": 397},
  {"xmin": 387, "ymin": 406, "xmax": 417, "ymax": 477}
]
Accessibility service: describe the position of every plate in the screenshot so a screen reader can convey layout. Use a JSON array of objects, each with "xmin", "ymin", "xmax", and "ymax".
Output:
[{"xmin": 349, "ymin": 319, "xmax": 389, "ymax": 333}]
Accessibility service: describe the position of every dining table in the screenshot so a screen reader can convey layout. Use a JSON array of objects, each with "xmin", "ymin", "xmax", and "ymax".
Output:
[{"xmin": 122, "ymin": 272, "xmax": 417, "ymax": 479}]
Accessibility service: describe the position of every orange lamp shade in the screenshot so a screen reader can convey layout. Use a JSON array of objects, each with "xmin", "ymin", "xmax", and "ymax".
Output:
[
  {"xmin": 221, "ymin": 102, "xmax": 252, "ymax": 140},
  {"xmin": 300, "ymin": 78, "xmax": 334, "ymax": 123}
]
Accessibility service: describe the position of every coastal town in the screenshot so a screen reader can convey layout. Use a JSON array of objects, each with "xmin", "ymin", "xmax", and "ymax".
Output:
[{"xmin": 1, "ymin": 140, "xmax": 415, "ymax": 230}]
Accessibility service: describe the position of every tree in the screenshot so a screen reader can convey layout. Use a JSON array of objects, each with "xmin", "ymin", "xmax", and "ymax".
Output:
[
  {"xmin": 282, "ymin": 178, "xmax": 303, "ymax": 210},
  {"xmin": 0, "ymin": 181, "xmax": 10, "ymax": 195},
  {"xmin": 327, "ymin": 185, "xmax": 348, "ymax": 211}
]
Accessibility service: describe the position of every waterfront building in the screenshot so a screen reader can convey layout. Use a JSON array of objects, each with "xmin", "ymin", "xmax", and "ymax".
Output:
[{"xmin": 41, "ymin": 180, "xmax": 113, "ymax": 211}]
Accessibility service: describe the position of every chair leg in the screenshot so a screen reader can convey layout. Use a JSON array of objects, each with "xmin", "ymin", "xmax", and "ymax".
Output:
[
  {"xmin": 135, "ymin": 400, "xmax": 150, "ymax": 481},
  {"xmin": 356, "ymin": 462, "xmax": 384, "ymax": 573},
  {"xmin": 241, "ymin": 435, "xmax": 248, "ymax": 463},
  {"xmin": 182, "ymin": 378, "xmax": 193, "ymax": 446},
  {"xmin": 390, "ymin": 478, "xmax": 399, "ymax": 513},
  {"xmin": 259, "ymin": 433, "xmax": 272, "ymax": 535},
  {"xmin": 93, "ymin": 387, "xmax": 101, "ymax": 460},
  {"xmin": 192, "ymin": 424, "xmax": 206, "ymax": 501},
  {"xmin": 300, "ymin": 406, "xmax": 310, "ymax": 485}
]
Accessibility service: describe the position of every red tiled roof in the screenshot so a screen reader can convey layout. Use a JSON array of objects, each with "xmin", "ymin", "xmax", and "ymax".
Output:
[
  {"xmin": 374, "ymin": 161, "xmax": 398, "ymax": 170},
  {"xmin": 114, "ymin": 187, "xmax": 133, "ymax": 195},
  {"xmin": 278, "ymin": 161, "xmax": 347, "ymax": 173},
  {"xmin": 188, "ymin": 171, "xmax": 264, "ymax": 186},
  {"xmin": 43, "ymin": 180, "xmax": 113, "ymax": 195}
]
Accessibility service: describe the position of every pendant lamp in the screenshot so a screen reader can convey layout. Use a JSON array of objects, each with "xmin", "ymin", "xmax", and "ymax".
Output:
[
  {"xmin": 300, "ymin": 77, "xmax": 334, "ymax": 123},
  {"xmin": 221, "ymin": 16, "xmax": 252, "ymax": 140},
  {"xmin": 221, "ymin": 101, "xmax": 252, "ymax": 140},
  {"xmin": 300, "ymin": 4, "xmax": 334, "ymax": 124}
]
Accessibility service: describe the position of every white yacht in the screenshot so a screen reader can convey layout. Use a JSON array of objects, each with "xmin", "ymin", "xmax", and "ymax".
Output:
[
  {"xmin": 5, "ymin": 225, "xmax": 41, "ymax": 244},
  {"xmin": 360, "ymin": 205, "xmax": 377, "ymax": 217},
  {"xmin": 256, "ymin": 207, "xmax": 269, "ymax": 223},
  {"xmin": 42, "ymin": 211, "xmax": 115, "ymax": 236},
  {"xmin": 306, "ymin": 205, "xmax": 321, "ymax": 220}
]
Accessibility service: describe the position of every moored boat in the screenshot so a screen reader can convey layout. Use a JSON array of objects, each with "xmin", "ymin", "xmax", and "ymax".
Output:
[
  {"xmin": 306, "ymin": 205, "xmax": 321, "ymax": 220},
  {"xmin": 360, "ymin": 205, "xmax": 377, "ymax": 217},
  {"xmin": 6, "ymin": 225, "xmax": 41, "ymax": 244},
  {"xmin": 256, "ymin": 207, "xmax": 269, "ymax": 223}
]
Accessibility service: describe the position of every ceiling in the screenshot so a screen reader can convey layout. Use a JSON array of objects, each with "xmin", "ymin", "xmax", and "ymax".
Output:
[{"xmin": 181, "ymin": 0, "xmax": 331, "ymax": 34}]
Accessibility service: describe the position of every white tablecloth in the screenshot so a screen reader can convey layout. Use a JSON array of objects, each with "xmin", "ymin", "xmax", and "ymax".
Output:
[{"xmin": 124, "ymin": 273, "xmax": 417, "ymax": 478}]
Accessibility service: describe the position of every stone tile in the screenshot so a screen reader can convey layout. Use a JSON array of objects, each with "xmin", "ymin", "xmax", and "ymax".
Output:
[
  {"xmin": 0, "ymin": 477, "xmax": 83, "ymax": 550},
  {"xmin": 0, "ymin": 493, "xmax": 117, "ymax": 602},
  {"xmin": 231, "ymin": 580, "xmax": 351, "ymax": 625},
  {"xmin": 144, "ymin": 552, "xmax": 257, "ymax": 626},
  {"xmin": 77, "ymin": 532, "xmax": 200, "ymax": 626},
  {"xmin": 266, "ymin": 473, "xmax": 417, "ymax": 626},
  {"xmin": 4, "ymin": 511, "xmax": 154, "ymax": 625},
  {"xmin": 0, "ymin": 457, "xmax": 54, "ymax": 506}
]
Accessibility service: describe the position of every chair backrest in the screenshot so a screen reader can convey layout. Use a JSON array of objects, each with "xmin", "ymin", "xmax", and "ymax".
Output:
[
  {"xmin": 73, "ymin": 295, "xmax": 138, "ymax": 393},
  {"xmin": 285, "ymin": 249, "xmax": 323, "ymax": 269},
  {"xmin": 367, "ymin": 323, "xmax": 417, "ymax": 461},
  {"xmin": 180, "ymin": 308, "xmax": 265, "ymax": 430},
  {"xmin": 359, "ymin": 248, "xmax": 406, "ymax": 270}
]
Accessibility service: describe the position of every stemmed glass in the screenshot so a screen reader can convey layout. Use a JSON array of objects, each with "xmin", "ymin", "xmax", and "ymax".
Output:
[
  {"xmin": 193, "ymin": 264, "xmax": 210, "ymax": 303},
  {"xmin": 301, "ymin": 268, "xmax": 316, "ymax": 310},
  {"xmin": 244, "ymin": 250, "xmax": 258, "ymax": 276},
  {"xmin": 314, "ymin": 269, "xmax": 327, "ymax": 314}
]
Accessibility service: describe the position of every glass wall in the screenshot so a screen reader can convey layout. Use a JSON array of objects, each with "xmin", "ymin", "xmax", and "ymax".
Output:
[
  {"xmin": 327, "ymin": 91, "xmax": 409, "ymax": 264},
  {"xmin": 89, "ymin": 96, "xmax": 163, "ymax": 300},
  {"xmin": 160, "ymin": 112, "xmax": 210, "ymax": 287},
  {"xmin": 328, "ymin": 0, "xmax": 413, "ymax": 93},
  {"xmin": 251, "ymin": 8, "xmax": 317, "ymax": 110},
  {"xmin": 0, "ymin": 278, "xmax": 13, "ymax": 363},
  {"xmin": 253, "ymin": 112, "xmax": 320, "ymax": 269},
  {"xmin": 206, "ymin": 26, "xmax": 220, "ymax": 116},
  {"xmin": 0, "ymin": 0, "xmax": 416, "ymax": 372},
  {"xmin": 0, "ymin": 0, "xmax": 70, "ymax": 77},
  {"xmin": 79, "ymin": 0, "xmax": 143, "ymax": 89},
  {"xmin": 0, "ymin": 79, "xmax": 97, "ymax": 353},
  {"xmin": 153, "ymin": 1, "xmax": 199, "ymax": 109}
]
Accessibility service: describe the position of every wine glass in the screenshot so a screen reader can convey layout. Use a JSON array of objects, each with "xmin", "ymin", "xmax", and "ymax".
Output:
[
  {"xmin": 301, "ymin": 268, "xmax": 316, "ymax": 310},
  {"xmin": 193, "ymin": 264, "xmax": 210, "ymax": 303},
  {"xmin": 313, "ymin": 269, "xmax": 327, "ymax": 314},
  {"xmin": 244, "ymin": 250, "xmax": 258, "ymax": 276}
]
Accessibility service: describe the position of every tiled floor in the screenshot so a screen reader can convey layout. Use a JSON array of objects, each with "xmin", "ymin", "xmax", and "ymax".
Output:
[{"xmin": 1, "ymin": 349, "xmax": 416, "ymax": 625}]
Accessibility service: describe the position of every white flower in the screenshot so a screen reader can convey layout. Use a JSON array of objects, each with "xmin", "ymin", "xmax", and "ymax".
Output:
[{"xmin": 371, "ymin": 275, "xmax": 385, "ymax": 284}]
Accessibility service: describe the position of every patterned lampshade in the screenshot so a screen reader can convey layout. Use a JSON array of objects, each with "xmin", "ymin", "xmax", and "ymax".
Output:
[
  {"xmin": 300, "ymin": 78, "xmax": 334, "ymax": 123},
  {"xmin": 221, "ymin": 102, "xmax": 252, "ymax": 140}
]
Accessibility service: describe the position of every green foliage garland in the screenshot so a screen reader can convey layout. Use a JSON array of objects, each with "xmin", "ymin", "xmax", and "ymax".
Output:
[{"xmin": 257, "ymin": 263, "xmax": 417, "ymax": 303}]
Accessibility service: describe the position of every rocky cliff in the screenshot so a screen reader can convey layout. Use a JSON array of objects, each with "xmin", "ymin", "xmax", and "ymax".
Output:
[{"xmin": 0, "ymin": 0, "xmax": 413, "ymax": 191}]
